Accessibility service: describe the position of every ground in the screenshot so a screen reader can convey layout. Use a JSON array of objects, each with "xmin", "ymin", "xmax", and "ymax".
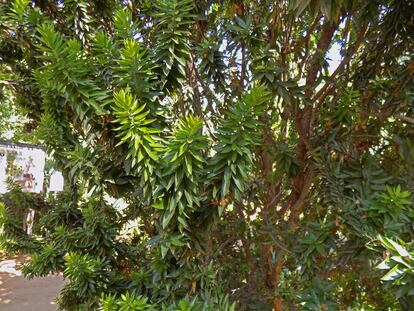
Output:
[{"xmin": 0, "ymin": 256, "xmax": 64, "ymax": 311}]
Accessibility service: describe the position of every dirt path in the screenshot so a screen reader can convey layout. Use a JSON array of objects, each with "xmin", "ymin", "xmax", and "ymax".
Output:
[{"xmin": 0, "ymin": 256, "xmax": 64, "ymax": 311}]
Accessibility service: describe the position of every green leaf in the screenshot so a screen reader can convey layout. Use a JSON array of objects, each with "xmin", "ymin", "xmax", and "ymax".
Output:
[
  {"xmin": 184, "ymin": 155, "xmax": 192, "ymax": 175},
  {"xmin": 162, "ymin": 210, "xmax": 175, "ymax": 229},
  {"xmin": 381, "ymin": 265, "xmax": 402, "ymax": 281},
  {"xmin": 161, "ymin": 244, "xmax": 168, "ymax": 258},
  {"xmin": 221, "ymin": 167, "xmax": 231, "ymax": 198},
  {"xmin": 388, "ymin": 239, "xmax": 410, "ymax": 257}
]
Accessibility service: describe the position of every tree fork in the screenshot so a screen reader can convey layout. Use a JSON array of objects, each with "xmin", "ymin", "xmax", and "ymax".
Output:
[{"xmin": 271, "ymin": 19, "xmax": 338, "ymax": 311}]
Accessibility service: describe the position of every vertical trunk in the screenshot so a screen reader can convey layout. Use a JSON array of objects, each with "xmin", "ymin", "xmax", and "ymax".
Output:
[
  {"xmin": 187, "ymin": 59, "xmax": 203, "ymax": 117},
  {"xmin": 271, "ymin": 20, "xmax": 338, "ymax": 310},
  {"xmin": 235, "ymin": 201, "xmax": 257, "ymax": 291},
  {"xmin": 258, "ymin": 116, "xmax": 282, "ymax": 291}
]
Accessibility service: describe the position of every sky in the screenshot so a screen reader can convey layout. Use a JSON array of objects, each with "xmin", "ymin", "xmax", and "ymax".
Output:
[{"xmin": 327, "ymin": 42, "xmax": 342, "ymax": 74}]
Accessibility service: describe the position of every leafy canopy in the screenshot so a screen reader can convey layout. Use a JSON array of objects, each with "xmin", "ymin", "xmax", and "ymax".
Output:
[{"xmin": 0, "ymin": 0, "xmax": 413, "ymax": 310}]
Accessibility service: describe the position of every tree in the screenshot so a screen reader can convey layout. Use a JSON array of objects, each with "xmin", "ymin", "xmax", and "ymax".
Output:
[
  {"xmin": 0, "ymin": 0, "xmax": 414, "ymax": 310},
  {"xmin": 0, "ymin": 89, "xmax": 33, "ymax": 141}
]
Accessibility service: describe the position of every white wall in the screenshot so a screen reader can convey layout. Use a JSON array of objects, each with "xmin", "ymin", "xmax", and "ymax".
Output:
[{"xmin": 0, "ymin": 142, "xmax": 46, "ymax": 193}]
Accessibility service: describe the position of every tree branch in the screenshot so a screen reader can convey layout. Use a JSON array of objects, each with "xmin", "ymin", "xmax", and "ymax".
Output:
[
  {"xmin": 312, "ymin": 22, "xmax": 368, "ymax": 104},
  {"xmin": 396, "ymin": 114, "xmax": 414, "ymax": 125}
]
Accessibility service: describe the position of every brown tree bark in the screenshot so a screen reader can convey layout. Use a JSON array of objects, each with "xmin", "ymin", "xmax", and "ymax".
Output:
[{"xmin": 271, "ymin": 20, "xmax": 339, "ymax": 310}]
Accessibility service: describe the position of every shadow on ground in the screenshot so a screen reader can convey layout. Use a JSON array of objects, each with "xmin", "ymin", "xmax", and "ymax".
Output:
[{"xmin": 0, "ymin": 256, "xmax": 64, "ymax": 311}]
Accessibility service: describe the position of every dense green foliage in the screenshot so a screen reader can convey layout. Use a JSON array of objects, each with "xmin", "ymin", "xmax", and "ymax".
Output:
[{"xmin": 0, "ymin": 0, "xmax": 414, "ymax": 310}]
